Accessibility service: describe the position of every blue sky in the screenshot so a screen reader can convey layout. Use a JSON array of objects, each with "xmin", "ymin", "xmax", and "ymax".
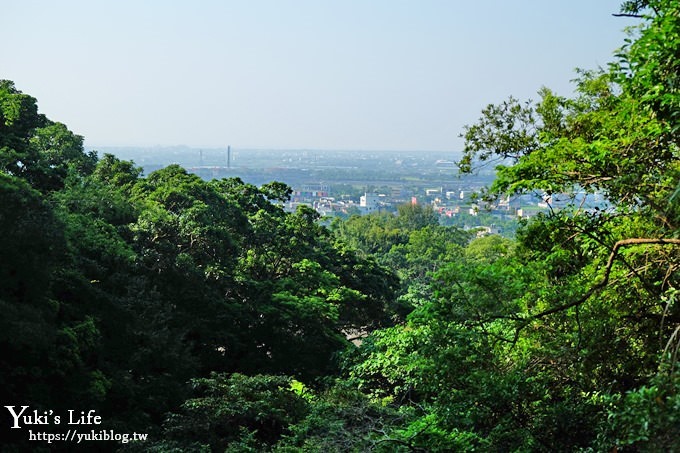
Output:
[{"xmin": 3, "ymin": 1, "xmax": 637, "ymax": 151}]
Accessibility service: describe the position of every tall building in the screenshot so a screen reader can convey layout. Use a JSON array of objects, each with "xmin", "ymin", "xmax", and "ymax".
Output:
[{"xmin": 359, "ymin": 193, "xmax": 380, "ymax": 214}]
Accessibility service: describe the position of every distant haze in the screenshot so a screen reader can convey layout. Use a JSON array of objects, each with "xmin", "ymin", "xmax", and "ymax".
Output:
[{"xmin": 4, "ymin": 1, "xmax": 636, "ymax": 152}]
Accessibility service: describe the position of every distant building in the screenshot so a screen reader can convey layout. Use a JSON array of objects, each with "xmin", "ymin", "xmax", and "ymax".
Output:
[
  {"xmin": 476, "ymin": 225, "xmax": 502, "ymax": 237},
  {"xmin": 285, "ymin": 201, "xmax": 313, "ymax": 212},
  {"xmin": 314, "ymin": 198, "xmax": 336, "ymax": 218},
  {"xmin": 292, "ymin": 183, "xmax": 330, "ymax": 202},
  {"xmin": 435, "ymin": 160, "xmax": 456, "ymax": 168},
  {"xmin": 359, "ymin": 193, "xmax": 380, "ymax": 214},
  {"xmin": 497, "ymin": 194, "xmax": 511, "ymax": 210},
  {"xmin": 516, "ymin": 208, "xmax": 540, "ymax": 219}
]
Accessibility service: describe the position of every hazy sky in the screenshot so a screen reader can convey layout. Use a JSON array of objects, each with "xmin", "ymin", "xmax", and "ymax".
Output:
[{"xmin": 4, "ymin": 1, "xmax": 636, "ymax": 151}]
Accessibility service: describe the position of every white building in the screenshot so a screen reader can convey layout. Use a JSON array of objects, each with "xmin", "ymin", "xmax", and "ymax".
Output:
[{"xmin": 359, "ymin": 193, "xmax": 380, "ymax": 214}]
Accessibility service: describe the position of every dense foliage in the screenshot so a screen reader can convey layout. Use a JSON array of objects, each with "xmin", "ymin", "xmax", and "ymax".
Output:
[
  {"xmin": 0, "ymin": 79, "xmax": 400, "ymax": 450},
  {"xmin": 1, "ymin": 1, "xmax": 679, "ymax": 451}
]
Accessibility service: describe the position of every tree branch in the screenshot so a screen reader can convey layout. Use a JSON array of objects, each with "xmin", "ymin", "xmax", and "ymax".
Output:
[
  {"xmin": 612, "ymin": 13, "xmax": 644, "ymax": 18},
  {"xmin": 528, "ymin": 238, "xmax": 680, "ymax": 320},
  {"xmin": 478, "ymin": 237, "xmax": 680, "ymax": 328}
]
